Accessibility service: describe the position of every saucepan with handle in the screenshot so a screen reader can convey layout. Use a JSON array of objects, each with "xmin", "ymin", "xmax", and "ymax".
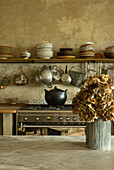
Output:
[
  {"xmin": 61, "ymin": 65, "xmax": 72, "ymax": 85},
  {"xmin": 50, "ymin": 65, "xmax": 61, "ymax": 81}
]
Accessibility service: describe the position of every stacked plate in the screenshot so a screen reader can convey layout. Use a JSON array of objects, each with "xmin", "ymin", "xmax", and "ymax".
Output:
[
  {"xmin": 79, "ymin": 42, "xmax": 95, "ymax": 58},
  {"xmin": 0, "ymin": 46, "xmax": 14, "ymax": 59},
  {"xmin": 104, "ymin": 46, "xmax": 114, "ymax": 58},
  {"xmin": 36, "ymin": 43, "xmax": 53, "ymax": 59},
  {"xmin": 57, "ymin": 48, "xmax": 75, "ymax": 59}
]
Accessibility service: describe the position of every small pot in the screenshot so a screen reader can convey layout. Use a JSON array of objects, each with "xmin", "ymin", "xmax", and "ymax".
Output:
[
  {"xmin": 51, "ymin": 65, "xmax": 61, "ymax": 81},
  {"xmin": 13, "ymin": 67, "xmax": 28, "ymax": 86},
  {"xmin": 45, "ymin": 86, "xmax": 67, "ymax": 106},
  {"xmin": 61, "ymin": 65, "xmax": 72, "ymax": 85},
  {"xmin": 13, "ymin": 73, "xmax": 28, "ymax": 85},
  {"xmin": 39, "ymin": 65, "xmax": 52, "ymax": 88}
]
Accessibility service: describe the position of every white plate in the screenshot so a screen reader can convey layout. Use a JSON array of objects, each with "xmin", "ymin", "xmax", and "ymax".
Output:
[
  {"xmin": 38, "ymin": 56, "xmax": 52, "ymax": 59},
  {"xmin": 37, "ymin": 51, "xmax": 53, "ymax": 54},
  {"xmin": 80, "ymin": 46, "xmax": 94, "ymax": 51},
  {"xmin": 36, "ymin": 47, "xmax": 53, "ymax": 50},
  {"xmin": 36, "ymin": 43, "xmax": 53, "ymax": 48},
  {"xmin": 82, "ymin": 42, "xmax": 94, "ymax": 45}
]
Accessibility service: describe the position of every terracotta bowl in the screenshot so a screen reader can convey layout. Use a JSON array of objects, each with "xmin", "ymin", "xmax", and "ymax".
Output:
[{"xmin": 104, "ymin": 52, "xmax": 114, "ymax": 58}]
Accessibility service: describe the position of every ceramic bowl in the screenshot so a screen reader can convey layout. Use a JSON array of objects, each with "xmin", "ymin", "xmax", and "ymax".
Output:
[
  {"xmin": 38, "ymin": 56, "xmax": 52, "ymax": 59},
  {"xmin": 105, "ymin": 46, "xmax": 114, "ymax": 50},
  {"xmin": 105, "ymin": 50, "xmax": 114, "ymax": 53},
  {"xmin": 36, "ymin": 43, "xmax": 53, "ymax": 48},
  {"xmin": 104, "ymin": 52, "xmax": 114, "ymax": 58},
  {"xmin": 80, "ymin": 42, "xmax": 94, "ymax": 47},
  {"xmin": 80, "ymin": 46, "xmax": 94, "ymax": 51},
  {"xmin": 36, "ymin": 47, "xmax": 53, "ymax": 51},
  {"xmin": 37, "ymin": 51, "xmax": 53, "ymax": 58}
]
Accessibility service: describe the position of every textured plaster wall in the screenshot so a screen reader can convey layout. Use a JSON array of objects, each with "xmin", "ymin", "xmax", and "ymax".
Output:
[
  {"xmin": 0, "ymin": 0, "xmax": 114, "ymax": 102},
  {"xmin": 0, "ymin": 0, "xmax": 114, "ymax": 54}
]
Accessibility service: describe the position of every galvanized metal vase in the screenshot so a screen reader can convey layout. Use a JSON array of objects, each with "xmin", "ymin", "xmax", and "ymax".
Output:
[{"xmin": 86, "ymin": 118, "xmax": 111, "ymax": 150}]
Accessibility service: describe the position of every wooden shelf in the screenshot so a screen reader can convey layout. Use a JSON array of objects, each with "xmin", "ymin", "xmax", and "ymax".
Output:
[{"xmin": 0, "ymin": 58, "xmax": 114, "ymax": 63}]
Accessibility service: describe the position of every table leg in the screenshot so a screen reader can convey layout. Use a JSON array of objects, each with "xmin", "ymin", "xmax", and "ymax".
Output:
[{"xmin": 3, "ymin": 113, "xmax": 13, "ymax": 135}]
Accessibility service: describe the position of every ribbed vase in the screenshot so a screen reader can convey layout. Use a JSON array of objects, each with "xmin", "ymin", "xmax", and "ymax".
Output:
[{"xmin": 86, "ymin": 118, "xmax": 111, "ymax": 150}]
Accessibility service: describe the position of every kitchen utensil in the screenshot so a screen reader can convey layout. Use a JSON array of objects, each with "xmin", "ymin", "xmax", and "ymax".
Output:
[
  {"xmin": 59, "ymin": 48, "xmax": 73, "ymax": 52},
  {"xmin": 79, "ymin": 42, "xmax": 95, "ymax": 58},
  {"xmin": 36, "ymin": 51, "xmax": 53, "ymax": 59},
  {"xmin": 21, "ymin": 50, "xmax": 31, "ymax": 59},
  {"xmin": 45, "ymin": 86, "xmax": 67, "ymax": 106},
  {"xmin": 104, "ymin": 52, "xmax": 114, "ymax": 58},
  {"xmin": 1, "ymin": 76, "xmax": 10, "ymax": 86},
  {"xmin": 35, "ymin": 74, "xmax": 40, "ymax": 83},
  {"xmin": 0, "ymin": 76, "xmax": 10, "ymax": 88},
  {"xmin": 101, "ymin": 66, "xmax": 107, "ymax": 74},
  {"xmin": 0, "ymin": 46, "xmax": 14, "ymax": 59},
  {"xmin": 36, "ymin": 43, "xmax": 53, "ymax": 59},
  {"xmin": 106, "ymin": 67, "xmax": 114, "ymax": 80},
  {"xmin": 50, "ymin": 65, "xmax": 61, "ymax": 81},
  {"xmin": 69, "ymin": 66, "xmax": 85, "ymax": 87},
  {"xmin": 57, "ymin": 52, "xmax": 74, "ymax": 56},
  {"xmin": 69, "ymin": 66, "xmax": 96, "ymax": 87},
  {"xmin": 36, "ymin": 43, "xmax": 53, "ymax": 48},
  {"xmin": 39, "ymin": 65, "xmax": 52, "ymax": 88},
  {"xmin": 61, "ymin": 65, "xmax": 72, "ymax": 85},
  {"xmin": 13, "ymin": 67, "xmax": 28, "ymax": 85},
  {"xmin": 58, "ymin": 56, "xmax": 75, "ymax": 59},
  {"xmin": 104, "ymin": 46, "xmax": 114, "ymax": 58}
]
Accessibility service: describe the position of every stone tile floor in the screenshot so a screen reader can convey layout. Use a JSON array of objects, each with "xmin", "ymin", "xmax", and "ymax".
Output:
[{"xmin": 0, "ymin": 135, "xmax": 114, "ymax": 170}]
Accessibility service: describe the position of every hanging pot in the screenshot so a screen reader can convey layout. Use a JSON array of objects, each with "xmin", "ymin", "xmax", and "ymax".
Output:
[
  {"xmin": 0, "ymin": 76, "xmax": 10, "ymax": 89},
  {"xmin": 50, "ymin": 65, "xmax": 61, "ymax": 81},
  {"xmin": 39, "ymin": 65, "xmax": 52, "ymax": 88},
  {"xmin": 69, "ymin": 66, "xmax": 96, "ymax": 87},
  {"xmin": 13, "ymin": 67, "xmax": 28, "ymax": 85},
  {"xmin": 61, "ymin": 65, "xmax": 72, "ymax": 85},
  {"xmin": 45, "ymin": 86, "xmax": 67, "ymax": 106},
  {"xmin": 69, "ymin": 66, "xmax": 86, "ymax": 87}
]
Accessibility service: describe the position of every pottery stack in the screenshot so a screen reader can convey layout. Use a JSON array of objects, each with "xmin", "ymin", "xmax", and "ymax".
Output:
[
  {"xmin": 36, "ymin": 43, "xmax": 53, "ymax": 59},
  {"xmin": 104, "ymin": 46, "xmax": 114, "ymax": 58},
  {"xmin": 79, "ymin": 42, "xmax": 95, "ymax": 58},
  {"xmin": 0, "ymin": 46, "xmax": 14, "ymax": 59},
  {"xmin": 57, "ymin": 48, "xmax": 75, "ymax": 59}
]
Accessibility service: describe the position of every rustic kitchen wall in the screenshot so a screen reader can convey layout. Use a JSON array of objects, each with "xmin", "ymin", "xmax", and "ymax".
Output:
[
  {"xmin": 0, "ymin": 63, "xmax": 82, "ymax": 103},
  {"xmin": 0, "ymin": 0, "xmax": 114, "ymax": 102},
  {"xmin": 0, "ymin": 0, "xmax": 114, "ymax": 54}
]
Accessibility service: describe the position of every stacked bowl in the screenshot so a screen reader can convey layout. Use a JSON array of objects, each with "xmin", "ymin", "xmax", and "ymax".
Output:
[
  {"xmin": 57, "ymin": 48, "xmax": 75, "ymax": 59},
  {"xmin": 104, "ymin": 46, "xmax": 114, "ymax": 58},
  {"xmin": 79, "ymin": 42, "xmax": 95, "ymax": 58},
  {"xmin": 0, "ymin": 46, "xmax": 14, "ymax": 59},
  {"xmin": 36, "ymin": 43, "xmax": 53, "ymax": 59}
]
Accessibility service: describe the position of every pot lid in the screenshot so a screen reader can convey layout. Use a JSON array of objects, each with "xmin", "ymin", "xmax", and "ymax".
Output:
[{"xmin": 45, "ymin": 86, "xmax": 67, "ymax": 92}]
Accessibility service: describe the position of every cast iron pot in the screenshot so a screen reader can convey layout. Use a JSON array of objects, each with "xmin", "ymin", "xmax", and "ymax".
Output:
[{"xmin": 45, "ymin": 86, "xmax": 67, "ymax": 106}]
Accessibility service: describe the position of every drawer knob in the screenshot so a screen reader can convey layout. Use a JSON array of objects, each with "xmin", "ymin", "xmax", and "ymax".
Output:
[{"xmin": 24, "ymin": 117, "xmax": 28, "ymax": 121}]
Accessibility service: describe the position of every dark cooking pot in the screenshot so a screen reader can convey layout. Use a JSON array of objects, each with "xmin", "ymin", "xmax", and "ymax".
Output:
[{"xmin": 45, "ymin": 86, "xmax": 67, "ymax": 106}]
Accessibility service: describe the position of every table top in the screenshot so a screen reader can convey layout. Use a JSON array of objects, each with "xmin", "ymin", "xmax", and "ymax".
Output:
[{"xmin": 0, "ymin": 103, "xmax": 24, "ymax": 113}]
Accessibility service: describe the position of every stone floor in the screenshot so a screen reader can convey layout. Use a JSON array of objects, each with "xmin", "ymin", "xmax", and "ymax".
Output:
[{"xmin": 0, "ymin": 135, "xmax": 114, "ymax": 170}]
